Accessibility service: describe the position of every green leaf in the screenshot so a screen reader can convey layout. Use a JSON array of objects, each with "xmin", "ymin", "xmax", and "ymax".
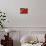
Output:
[
  {"xmin": 0, "ymin": 12, "xmax": 2, "ymax": 13},
  {"xmin": 1, "ymin": 19, "xmax": 6, "ymax": 21},
  {"xmin": 0, "ymin": 21, "xmax": 1, "ymax": 23},
  {"xmin": 3, "ymin": 16, "xmax": 6, "ymax": 17},
  {"xmin": 4, "ymin": 13, "xmax": 5, "ymax": 15},
  {"xmin": 0, "ymin": 24, "xmax": 1, "ymax": 25},
  {"xmin": 1, "ymin": 25, "xmax": 3, "ymax": 28},
  {"xmin": 0, "ymin": 15, "xmax": 2, "ymax": 17}
]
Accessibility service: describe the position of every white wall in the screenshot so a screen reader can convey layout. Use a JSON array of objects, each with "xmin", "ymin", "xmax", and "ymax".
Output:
[
  {"xmin": 0, "ymin": 1, "xmax": 46, "ymax": 46},
  {"xmin": 0, "ymin": 0, "xmax": 46, "ymax": 27}
]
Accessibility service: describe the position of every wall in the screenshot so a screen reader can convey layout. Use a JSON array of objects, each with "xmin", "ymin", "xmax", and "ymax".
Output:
[
  {"xmin": 0, "ymin": 0, "xmax": 46, "ymax": 27},
  {"xmin": 0, "ymin": 0, "xmax": 46, "ymax": 46}
]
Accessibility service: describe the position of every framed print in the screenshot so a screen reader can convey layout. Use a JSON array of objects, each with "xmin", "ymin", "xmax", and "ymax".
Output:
[{"xmin": 20, "ymin": 8, "xmax": 28, "ymax": 14}]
